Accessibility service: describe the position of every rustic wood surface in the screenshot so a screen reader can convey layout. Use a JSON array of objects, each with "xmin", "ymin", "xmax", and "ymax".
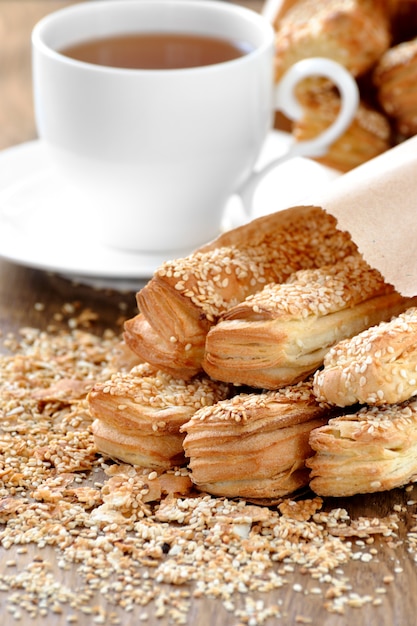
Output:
[{"xmin": 0, "ymin": 2, "xmax": 416, "ymax": 625}]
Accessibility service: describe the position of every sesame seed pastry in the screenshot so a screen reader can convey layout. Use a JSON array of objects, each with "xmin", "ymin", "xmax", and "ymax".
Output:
[
  {"xmin": 307, "ymin": 398, "xmax": 417, "ymax": 496},
  {"xmin": 203, "ymin": 255, "xmax": 417, "ymax": 390},
  {"xmin": 292, "ymin": 87, "xmax": 392, "ymax": 172},
  {"xmin": 181, "ymin": 380, "xmax": 334, "ymax": 502},
  {"xmin": 124, "ymin": 206, "xmax": 357, "ymax": 379},
  {"xmin": 373, "ymin": 37, "xmax": 417, "ymax": 138},
  {"xmin": 269, "ymin": 0, "xmax": 300, "ymax": 28},
  {"xmin": 313, "ymin": 307, "xmax": 417, "ymax": 407},
  {"xmin": 88, "ymin": 362, "xmax": 230, "ymax": 470},
  {"xmin": 273, "ymin": 0, "xmax": 391, "ymax": 82}
]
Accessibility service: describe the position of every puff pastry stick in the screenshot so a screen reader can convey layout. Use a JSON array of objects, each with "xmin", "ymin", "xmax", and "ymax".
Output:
[
  {"xmin": 293, "ymin": 87, "xmax": 392, "ymax": 172},
  {"xmin": 203, "ymin": 255, "xmax": 417, "ymax": 390},
  {"xmin": 181, "ymin": 380, "xmax": 332, "ymax": 502},
  {"xmin": 373, "ymin": 37, "xmax": 417, "ymax": 138},
  {"xmin": 124, "ymin": 206, "xmax": 357, "ymax": 379},
  {"xmin": 273, "ymin": 0, "xmax": 391, "ymax": 81},
  {"xmin": 307, "ymin": 399, "xmax": 417, "ymax": 497},
  {"xmin": 88, "ymin": 363, "xmax": 230, "ymax": 469},
  {"xmin": 314, "ymin": 307, "xmax": 417, "ymax": 407}
]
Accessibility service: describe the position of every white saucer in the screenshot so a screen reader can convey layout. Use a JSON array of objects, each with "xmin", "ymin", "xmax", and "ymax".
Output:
[{"xmin": 0, "ymin": 134, "xmax": 340, "ymax": 290}]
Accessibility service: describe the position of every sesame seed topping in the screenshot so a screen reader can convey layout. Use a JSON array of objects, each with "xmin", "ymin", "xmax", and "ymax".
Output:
[
  {"xmin": 129, "ymin": 207, "xmax": 357, "ymax": 377},
  {"xmin": 314, "ymin": 307, "xmax": 417, "ymax": 407},
  {"xmin": 309, "ymin": 396, "xmax": 417, "ymax": 496},
  {"xmin": 90, "ymin": 362, "xmax": 229, "ymax": 413}
]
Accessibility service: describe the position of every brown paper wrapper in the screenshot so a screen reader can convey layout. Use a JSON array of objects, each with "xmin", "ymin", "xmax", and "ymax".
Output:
[{"xmin": 313, "ymin": 135, "xmax": 417, "ymax": 297}]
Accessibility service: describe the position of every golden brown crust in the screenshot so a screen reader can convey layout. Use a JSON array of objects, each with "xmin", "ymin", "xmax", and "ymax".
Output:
[
  {"xmin": 124, "ymin": 312, "xmax": 206, "ymax": 380},
  {"xmin": 203, "ymin": 255, "xmax": 415, "ymax": 390},
  {"xmin": 88, "ymin": 363, "xmax": 230, "ymax": 469},
  {"xmin": 92, "ymin": 420, "xmax": 186, "ymax": 469},
  {"xmin": 124, "ymin": 206, "xmax": 357, "ymax": 378},
  {"xmin": 181, "ymin": 380, "xmax": 332, "ymax": 501},
  {"xmin": 293, "ymin": 88, "xmax": 392, "ymax": 172},
  {"xmin": 307, "ymin": 398, "xmax": 417, "ymax": 496},
  {"xmin": 270, "ymin": 0, "xmax": 300, "ymax": 28},
  {"xmin": 373, "ymin": 37, "xmax": 417, "ymax": 137},
  {"xmin": 313, "ymin": 307, "xmax": 417, "ymax": 407},
  {"xmin": 197, "ymin": 204, "xmax": 350, "ymax": 253},
  {"xmin": 273, "ymin": 0, "xmax": 391, "ymax": 81}
]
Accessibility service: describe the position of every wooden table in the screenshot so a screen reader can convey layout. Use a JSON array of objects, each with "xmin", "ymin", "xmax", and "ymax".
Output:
[{"xmin": 0, "ymin": 2, "xmax": 416, "ymax": 625}]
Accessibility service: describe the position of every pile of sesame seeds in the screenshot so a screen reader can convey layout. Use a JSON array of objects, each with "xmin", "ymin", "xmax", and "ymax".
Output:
[{"xmin": 1, "ymin": 310, "xmax": 417, "ymax": 625}]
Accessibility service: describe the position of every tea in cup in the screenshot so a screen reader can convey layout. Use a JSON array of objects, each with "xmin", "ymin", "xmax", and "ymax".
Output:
[{"xmin": 32, "ymin": 0, "xmax": 359, "ymax": 254}]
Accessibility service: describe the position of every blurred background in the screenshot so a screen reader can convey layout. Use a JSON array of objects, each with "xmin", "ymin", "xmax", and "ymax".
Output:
[
  {"xmin": 0, "ymin": 1, "xmax": 77, "ymax": 150},
  {"xmin": 4, "ymin": 0, "xmax": 417, "ymax": 172},
  {"xmin": 0, "ymin": 0, "xmax": 263, "ymax": 151}
]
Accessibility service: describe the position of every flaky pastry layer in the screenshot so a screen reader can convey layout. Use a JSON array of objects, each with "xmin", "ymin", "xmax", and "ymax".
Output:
[
  {"xmin": 92, "ymin": 420, "xmax": 186, "ymax": 469},
  {"xmin": 88, "ymin": 363, "xmax": 230, "ymax": 469},
  {"xmin": 307, "ymin": 398, "xmax": 417, "ymax": 496},
  {"xmin": 203, "ymin": 255, "xmax": 416, "ymax": 389},
  {"xmin": 313, "ymin": 307, "xmax": 417, "ymax": 407},
  {"xmin": 181, "ymin": 380, "xmax": 332, "ymax": 501},
  {"xmin": 124, "ymin": 206, "xmax": 356, "ymax": 378}
]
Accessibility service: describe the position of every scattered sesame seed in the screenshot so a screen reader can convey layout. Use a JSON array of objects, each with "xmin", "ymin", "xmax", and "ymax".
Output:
[{"xmin": 1, "ymin": 270, "xmax": 416, "ymax": 624}]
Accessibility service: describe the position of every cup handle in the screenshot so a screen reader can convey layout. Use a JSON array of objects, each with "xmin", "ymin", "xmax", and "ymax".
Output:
[{"xmin": 237, "ymin": 57, "xmax": 359, "ymax": 218}]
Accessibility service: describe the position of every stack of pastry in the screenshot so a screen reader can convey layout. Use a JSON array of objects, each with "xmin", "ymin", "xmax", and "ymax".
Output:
[
  {"xmin": 307, "ymin": 308, "xmax": 417, "ymax": 496},
  {"xmin": 124, "ymin": 207, "xmax": 357, "ymax": 379},
  {"xmin": 271, "ymin": 0, "xmax": 393, "ymax": 171},
  {"xmin": 89, "ymin": 206, "xmax": 417, "ymax": 502},
  {"xmin": 82, "ymin": 1, "xmax": 417, "ymax": 503},
  {"xmin": 88, "ymin": 362, "xmax": 230, "ymax": 470},
  {"xmin": 202, "ymin": 254, "xmax": 417, "ymax": 389},
  {"xmin": 270, "ymin": 0, "xmax": 417, "ymax": 171}
]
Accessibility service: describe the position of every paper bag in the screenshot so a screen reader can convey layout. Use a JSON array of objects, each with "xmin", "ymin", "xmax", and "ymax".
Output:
[{"xmin": 313, "ymin": 135, "xmax": 417, "ymax": 297}]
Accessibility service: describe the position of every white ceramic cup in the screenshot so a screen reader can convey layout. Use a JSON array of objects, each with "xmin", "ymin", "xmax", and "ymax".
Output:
[{"xmin": 32, "ymin": 0, "xmax": 359, "ymax": 255}]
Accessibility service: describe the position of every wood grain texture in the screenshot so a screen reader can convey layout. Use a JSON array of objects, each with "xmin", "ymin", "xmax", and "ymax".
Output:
[{"xmin": 0, "ymin": 2, "xmax": 417, "ymax": 625}]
